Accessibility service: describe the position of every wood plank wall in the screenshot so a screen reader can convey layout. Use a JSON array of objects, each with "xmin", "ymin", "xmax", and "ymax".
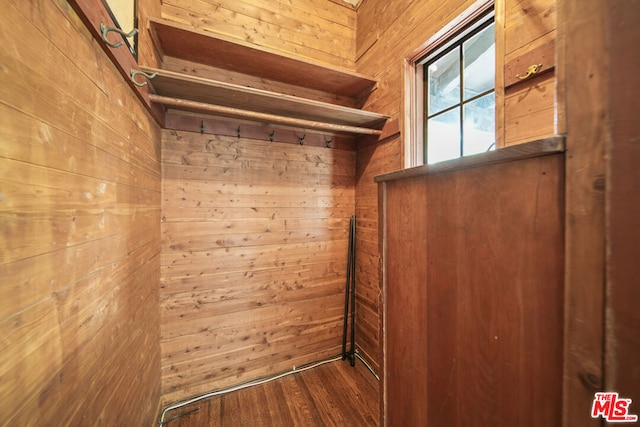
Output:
[
  {"xmin": 0, "ymin": 0, "xmax": 162, "ymax": 425},
  {"xmin": 501, "ymin": 0, "xmax": 556, "ymax": 145},
  {"xmin": 161, "ymin": 0, "xmax": 357, "ymax": 69},
  {"xmin": 159, "ymin": 125, "xmax": 356, "ymax": 404},
  {"xmin": 354, "ymin": 0, "xmax": 480, "ymax": 376},
  {"xmin": 157, "ymin": 0, "xmax": 360, "ymax": 405},
  {"xmin": 354, "ymin": 139, "xmax": 401, "ymax": 373},
  {"xmin": 354, "ymin": 0, "xmax": 558, "ymax": 375}
]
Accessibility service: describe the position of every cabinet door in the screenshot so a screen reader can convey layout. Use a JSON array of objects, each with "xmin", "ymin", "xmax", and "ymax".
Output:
[{"xmin": 382, "ymin": 152, "xmax": 564, "ymax": 426}]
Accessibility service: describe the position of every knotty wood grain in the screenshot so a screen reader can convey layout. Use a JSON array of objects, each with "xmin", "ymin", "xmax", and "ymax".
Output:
[
  {"xmin": 160, "ymin": 129, "xmax": 356, "ymax": 404},
  {"xmin": 354, "ymin": 138, "xmax": 402, "ymax": 375},
  {"xmin": 161, "ymin": 0, "xmax": 356, "ymax": 69},
  {"xmin": 0, "ymin": 1, "xmax": 161, "ymax": 425},
  {"xmin": 504, "ymin": 0, "xmax": 556, "ymax": 55}
]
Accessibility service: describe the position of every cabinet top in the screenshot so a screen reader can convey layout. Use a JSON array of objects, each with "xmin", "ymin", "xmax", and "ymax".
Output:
[{"xmin": 374, "ymin": 137, "xmax": 565, "ymax": 183}]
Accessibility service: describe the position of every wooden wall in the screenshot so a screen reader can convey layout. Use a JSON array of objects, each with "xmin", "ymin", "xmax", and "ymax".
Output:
[
  {"xmin": 0, "ymin": 0, "xmax": 162, "ymax": 425},
  {"xmin": 159, "ymin": 116, "xmax": 356, "ymax": 404},
  {"xmin": 354, "ymin": 138, "xmax": 400, "ymax": 373},
  {"xmin": 500, "ymin": 0, "xmax": 557, "ymax": 145},
  {"xmin": 354, "ymin": 0, "xmax": 479, "ymax": 376},
  {"xmin": 156, "ymin": 0, "xmax": 361, "ymax": 405},
  {"xmin": 161, "ymin": 0, "xmax": 357, "ymax": 69},
  {"xmin": 380, "ymin": 148, "xmax": 565, "ymax": 425},
  {"xmin": 354, "ymin": 0, "xmax": 559, "ymax": 376}
]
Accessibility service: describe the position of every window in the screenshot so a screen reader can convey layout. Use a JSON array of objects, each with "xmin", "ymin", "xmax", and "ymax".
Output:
[
  {"xmin": 102, "ymin": 0, "xmax": 138, "ymax": 58},
  {"xmin": 424, "ymin": 16, "xmax": 495, "ymax": 164},
  {"xmin": 403, "ymin": 1, "xmax": 495, "ymax": 167},
  {"xmin": 69, "ymin": 0, "xmax": 143, "ymax": 92}
]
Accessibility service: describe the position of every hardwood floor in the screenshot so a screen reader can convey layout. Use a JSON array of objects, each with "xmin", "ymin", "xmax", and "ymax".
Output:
[{"xmin": 160, "ymin": 358, "xmax": 380, "ymax": 426}]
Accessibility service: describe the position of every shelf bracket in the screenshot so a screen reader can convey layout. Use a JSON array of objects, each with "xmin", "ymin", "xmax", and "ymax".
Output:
[{"xmin": 130, "ymin": 70, "xmax": 157, "ymax": 87}]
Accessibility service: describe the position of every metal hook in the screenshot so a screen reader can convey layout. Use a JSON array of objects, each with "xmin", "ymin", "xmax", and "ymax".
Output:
[
  {"xmin": 100, "ymin": 23, "xmax": 138, "ymax": 49},
  {"xmin": 268, "ymin": 130, "xmax": 275, "ymax": 142},
  {"xmin": 237, "ymin": 126, "xmax": 241, "ymax": 138},
  {"xmin": 298, "ymin": 134, "xmax": 306, "ymax": 145},
  {"xmin": 130, "ymin": 70, "xmax": 157, "ymax": 87},
  {"xmin": 516, "ymin": 63, "xmax": 542, "ymax": 80},
  {"xmin": 200, "ymin": 121, "xmax": 205, "ymax": 134},
  {"xmin": 325, "ymin": 138, "xmax": 333, "ymax": 148}
]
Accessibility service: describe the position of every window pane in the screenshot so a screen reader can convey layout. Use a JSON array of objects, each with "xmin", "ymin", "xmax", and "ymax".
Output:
[
  {"xmin": 428, "ymin": 48, "xmax": 460, "ymax": 116},
  {"xmin": 463, "ymin": 23, "xmax": 495, "ymax": 100},
  {"xmin": 427, "ymin": 107, "xmax": 460, "ymax": 164},
  {"xmin": 463, "ymin": 92, "xmax": 495, "ymax": 156}
]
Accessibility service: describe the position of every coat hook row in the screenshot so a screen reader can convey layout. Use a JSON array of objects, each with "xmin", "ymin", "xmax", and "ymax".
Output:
[
  {"xmin": 130, "ymin": 70, "xmax": 157, "ymax": 87},
  {"xmin": 100, "ymin": 23, "xmax": 138, "ymax": 49}
]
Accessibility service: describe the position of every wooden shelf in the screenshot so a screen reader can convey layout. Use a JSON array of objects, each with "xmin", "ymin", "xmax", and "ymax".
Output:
[
  {"xmin": 142, "ymin": 67, "xmax": 388, "ymax": 135},
  {"xmin": 144, "ymin": 18, "xmax": 389, "ymax": 136},
  {"xmin": 149, "ymin": 18, "xmax": 376, "ymax": 98}
]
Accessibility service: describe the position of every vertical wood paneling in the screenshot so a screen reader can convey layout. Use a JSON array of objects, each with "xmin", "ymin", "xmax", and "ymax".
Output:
[
  {"xmin": 0, "ymin": 0, "xmax": 161, "ymax": 425},
  {"xmin": 160, "ymin": 129, "xmax": 356, "ymax": 404},
  {"xmin": 161, "ymin": 0, "xmax": 357, "ymax": 69}
]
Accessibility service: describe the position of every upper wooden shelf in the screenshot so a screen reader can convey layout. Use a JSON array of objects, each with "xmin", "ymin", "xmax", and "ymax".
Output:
[
  {"xmin": 148, "ymin": 18, "xmax": 377, "ymax": 98},
  {"xmin": 141, "ymin": 67, "xmax": 388, "ymax": 135}
]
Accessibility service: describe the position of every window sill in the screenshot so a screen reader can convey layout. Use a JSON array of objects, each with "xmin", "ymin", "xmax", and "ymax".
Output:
[{"xmin": 374, "ymin": 136, "xmax": 564, "ymax": 183}]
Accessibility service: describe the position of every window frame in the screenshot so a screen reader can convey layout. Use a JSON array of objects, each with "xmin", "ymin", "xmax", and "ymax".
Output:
[
  {"xmin": 403, "ymin": 0, "xmax": 496, "ymax": 168},
  {"xmin": 423, "ymin": 14, "xmax": 495, "ymax": 164}
]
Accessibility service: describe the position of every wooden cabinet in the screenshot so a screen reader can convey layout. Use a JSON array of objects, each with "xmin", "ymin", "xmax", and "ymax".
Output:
[{"xmin": 377, "ymin": 138, "xmax": 565, "ymax": 426}]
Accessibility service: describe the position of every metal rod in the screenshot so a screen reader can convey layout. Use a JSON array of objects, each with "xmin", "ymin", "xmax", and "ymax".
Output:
[
  {"xmin": 342, "ymin": 218, "xmax": 353, "ymax": 359},
  {"xmin": 349, "ymin": 215, "xmax": 356, "ymax": 366},
  {"xmin": 147, "ymin": 94, "xmax": 384, "ymax": 136},
  {"xmin": 342, "ymin": 215, "xmax": 357, "ymax": 365}
]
